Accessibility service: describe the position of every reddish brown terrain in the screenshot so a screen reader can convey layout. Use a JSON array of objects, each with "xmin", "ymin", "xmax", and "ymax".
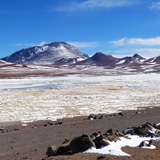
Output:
[{"xmin": 1, "ymin": 107, "xmax": 160, "ymax": 160}]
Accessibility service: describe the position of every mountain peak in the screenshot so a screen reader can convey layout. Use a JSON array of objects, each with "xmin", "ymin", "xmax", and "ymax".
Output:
[
  {"xmin": 133, "ymin": 54, "xmax": 145, "ymax": 60},
  {"xmin": 88, "ymin": 52, "xmax": 117, "ymax": 66},
  {"xmin": 1, "ymin": 42, "xmax": 88, "ymax": 65}
]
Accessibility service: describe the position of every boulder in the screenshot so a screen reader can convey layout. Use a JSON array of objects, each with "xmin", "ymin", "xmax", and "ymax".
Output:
[
  {"xmin": 134, "ymin": 123, "xmax": 159, "ymax": 136},
  {"xmin": 70, "ymin": 134, "xmax": 95, "ymax": 153},
  {"xmin": 134, "ymin": 127, "xmax": 149, "ymax": 136}
]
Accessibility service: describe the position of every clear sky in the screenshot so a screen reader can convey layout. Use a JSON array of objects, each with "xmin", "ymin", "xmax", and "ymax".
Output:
[{"xmin": 1, "ymin": 0, "xmax": 160, "ymax": 58}]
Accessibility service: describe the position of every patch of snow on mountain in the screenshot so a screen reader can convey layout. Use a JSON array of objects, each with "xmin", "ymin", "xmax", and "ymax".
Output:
[
  {"xmin": 77, "ymin": 58, "xmax": 86, "ymax": 62},
  {"xmin": 151, "ymin": 58, "xmax": 156, "ymax": 63},
  {"xmin": 116, "ymin": 60, "xmax": 125, "ymax": 64}
]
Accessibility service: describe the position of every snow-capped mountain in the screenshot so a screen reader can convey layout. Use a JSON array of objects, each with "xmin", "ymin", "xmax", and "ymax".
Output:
[
  {"xmin": 116, "ymin": 56, "xmax": 143, "ymax": 66},
  {"xmin": 1, "ymin": 42, "xmax": 88, "ymax": 65}
]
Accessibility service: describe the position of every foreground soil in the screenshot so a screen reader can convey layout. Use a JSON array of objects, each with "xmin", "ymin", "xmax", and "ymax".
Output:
[{"xmin": 0, "ymin": 107, "xmax": 160, "ymax": 160}]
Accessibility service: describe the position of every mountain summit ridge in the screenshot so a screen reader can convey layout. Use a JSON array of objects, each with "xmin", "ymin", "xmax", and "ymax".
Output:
[
  {"xmin": 1, "ymin": 42, "xmax": 160, "ymax": 68},
  {"xmin": 1, "ymin": 42, "xmax": 88, "ymax": 65}
]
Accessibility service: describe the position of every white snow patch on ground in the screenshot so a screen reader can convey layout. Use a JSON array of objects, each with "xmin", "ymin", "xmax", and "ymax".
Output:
[{"xmin": 85, "ymin": 135, "xmax": 160, "ymax": 156}]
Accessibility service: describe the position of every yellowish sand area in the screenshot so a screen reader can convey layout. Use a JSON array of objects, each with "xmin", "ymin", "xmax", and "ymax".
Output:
[{"xmin": 0, "ymin": 80, "xmax": 160, "ymax": 122}]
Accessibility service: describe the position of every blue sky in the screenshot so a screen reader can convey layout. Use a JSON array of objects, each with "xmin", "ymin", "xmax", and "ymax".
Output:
[{"xmin": 1, "ymin": 0, "xmax": 160, "ymax": 58}]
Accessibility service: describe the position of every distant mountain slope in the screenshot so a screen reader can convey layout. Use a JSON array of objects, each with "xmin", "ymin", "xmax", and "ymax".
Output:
[
  {"xmin": 78, "ymin": 52, "xmax": 118, "ymax": 66},
  {"xmin": 0, "ymin": 60, "xmax": 13, "ymax": 66},
  {"xmin": 1, "ymin": 42, "xmax": 88, "ymax": 65},
  {"xmin": 145, "ymin": 56, "xmax": 160, "ymax": 64}
]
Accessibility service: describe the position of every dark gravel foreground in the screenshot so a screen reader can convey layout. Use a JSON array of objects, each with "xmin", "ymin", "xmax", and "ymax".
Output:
[{"xmin": 0, "ymin": 107, "xmax": 160, "ymax": 160}]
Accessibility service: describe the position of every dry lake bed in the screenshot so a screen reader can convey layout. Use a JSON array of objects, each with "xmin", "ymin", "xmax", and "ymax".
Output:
[{"xmin": 0, "ymin": 73, "xmax": 160, "ymax": 123}]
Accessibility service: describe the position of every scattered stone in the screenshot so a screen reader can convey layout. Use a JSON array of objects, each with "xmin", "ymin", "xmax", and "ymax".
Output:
[
  {"xmin": 97, "ymin": 155, "xmax": 107, "ymax": 159},
  {"xmin": 55, "ymin": 121, "xmax": 62, "ymax": 125},
  {"xmin": 98, "ymin": 115, "xmax": 103, "ymax": 119},
  {"xmin": 44, "ymin": 122, "xmax": 53, "ymax": 127},
  {"xmin": 70, "ymin": 134, "xmax": 95, "ymax": 153},
  {"xmin": 136, "ymin": 111, "xmax": 141, "ymax": 114},
  {"xmin": 106, "ymin": 129, "xmax": 113, "ymax": 134},
  {"xmin": 118, "ymin": 112, "xmax": 124, "ymax": 116},
  {"xmin": 14, "ymin": 129, "xmax": 19, "ymax": 131},
  {"xmin": 88, "ymin": 114, "xmax": 93, "ymax": 120},
  {"xmin": 94, "ymin": 116, "xmax": 97, "ymax": 119},
  {"xmin": 123, "ymin": 128, "xmax": 134, "ymax": 135},
  {"xmin": 0, "ymin": 127, "xmax": 8, "ymax": 133},
  {"xmin": 32, "ymin": 125, "xmax": 37, "ymax": 128},
  {"xmin": 110, "ymin": 114, "xmax": 116, "ymax": 117},
  {"xmin": 92, "ymin": 134, "xmax": 110, "ymax": 148},
  {"xmin": 139, "ymin": 140, "xmax": 152, "ymax": 148}
]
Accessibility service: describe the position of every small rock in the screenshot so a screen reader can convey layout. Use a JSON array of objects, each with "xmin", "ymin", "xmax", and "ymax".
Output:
[
  {"xmin": 33, "ymin": 125, "xmax": 37, "ymax": 128},
  {"xmin": 46, "ymin": 145, "xmax": 58, "ymax": 157},
  {"xmin": 93, "ymin": 134, "xmax": 104, "ymax": 149},
  {"xmin": 98, "ymin": 115, "xmax": 103, "ymax": 119},
  {"xmin": 14, "ymin": 129, "xmax": 19, "ymax": 131},
  {"xmin": 88, "ymin": 114, "xmax": 93, "ymax": 120},
  {"xmin": 139, "ymin": 140, "xmax": 152, "ymax": 148},
  {"xmin": 136, "ymin": 111, "xmax": 141, "ymax": 114},
  {"xmin": 118, "ymin": 112, "xmax": 124, "ymax": 116},
  {"xmin": 0, "ymin": 126, "xmax": 7, "ymax": 133},
  {"xmin": 97, "ymin": 155, "xmax": 107, "ymax": 159},
  {"xmin": 106, "ymin": 129, "xmax": 113, "ymax": 134},
  {"xmin": 55, "ymin": 122, "xmax": 62, "ymax": 125},
  {"xmin": 123, "ymin": 128, "xmax": 134, "ymax": 135},
  {"xmin": 110, "ymin": 114, "xmax": 116, "ymax": 117},
  {"xmin": 94, "ymin": 116, "xmax": 97, "ymax": 119}
]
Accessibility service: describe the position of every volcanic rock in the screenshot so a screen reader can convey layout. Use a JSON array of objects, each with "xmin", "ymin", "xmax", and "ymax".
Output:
[
  {"xmin": 46, "ymin": 145, "xmax": 58, "ymax": 157},
  {"xmin": 139, "ymin": 140, "xmax": 152, "ymax": 148},
  {"xmin": 70, "ymin": 134, "xmax": 95, "ymax": 153}
]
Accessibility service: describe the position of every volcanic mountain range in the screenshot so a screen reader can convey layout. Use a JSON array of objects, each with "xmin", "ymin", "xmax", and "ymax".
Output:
[{"xmin": 1, "ymin": 42, "xmax": 160, "ymax": 69}]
